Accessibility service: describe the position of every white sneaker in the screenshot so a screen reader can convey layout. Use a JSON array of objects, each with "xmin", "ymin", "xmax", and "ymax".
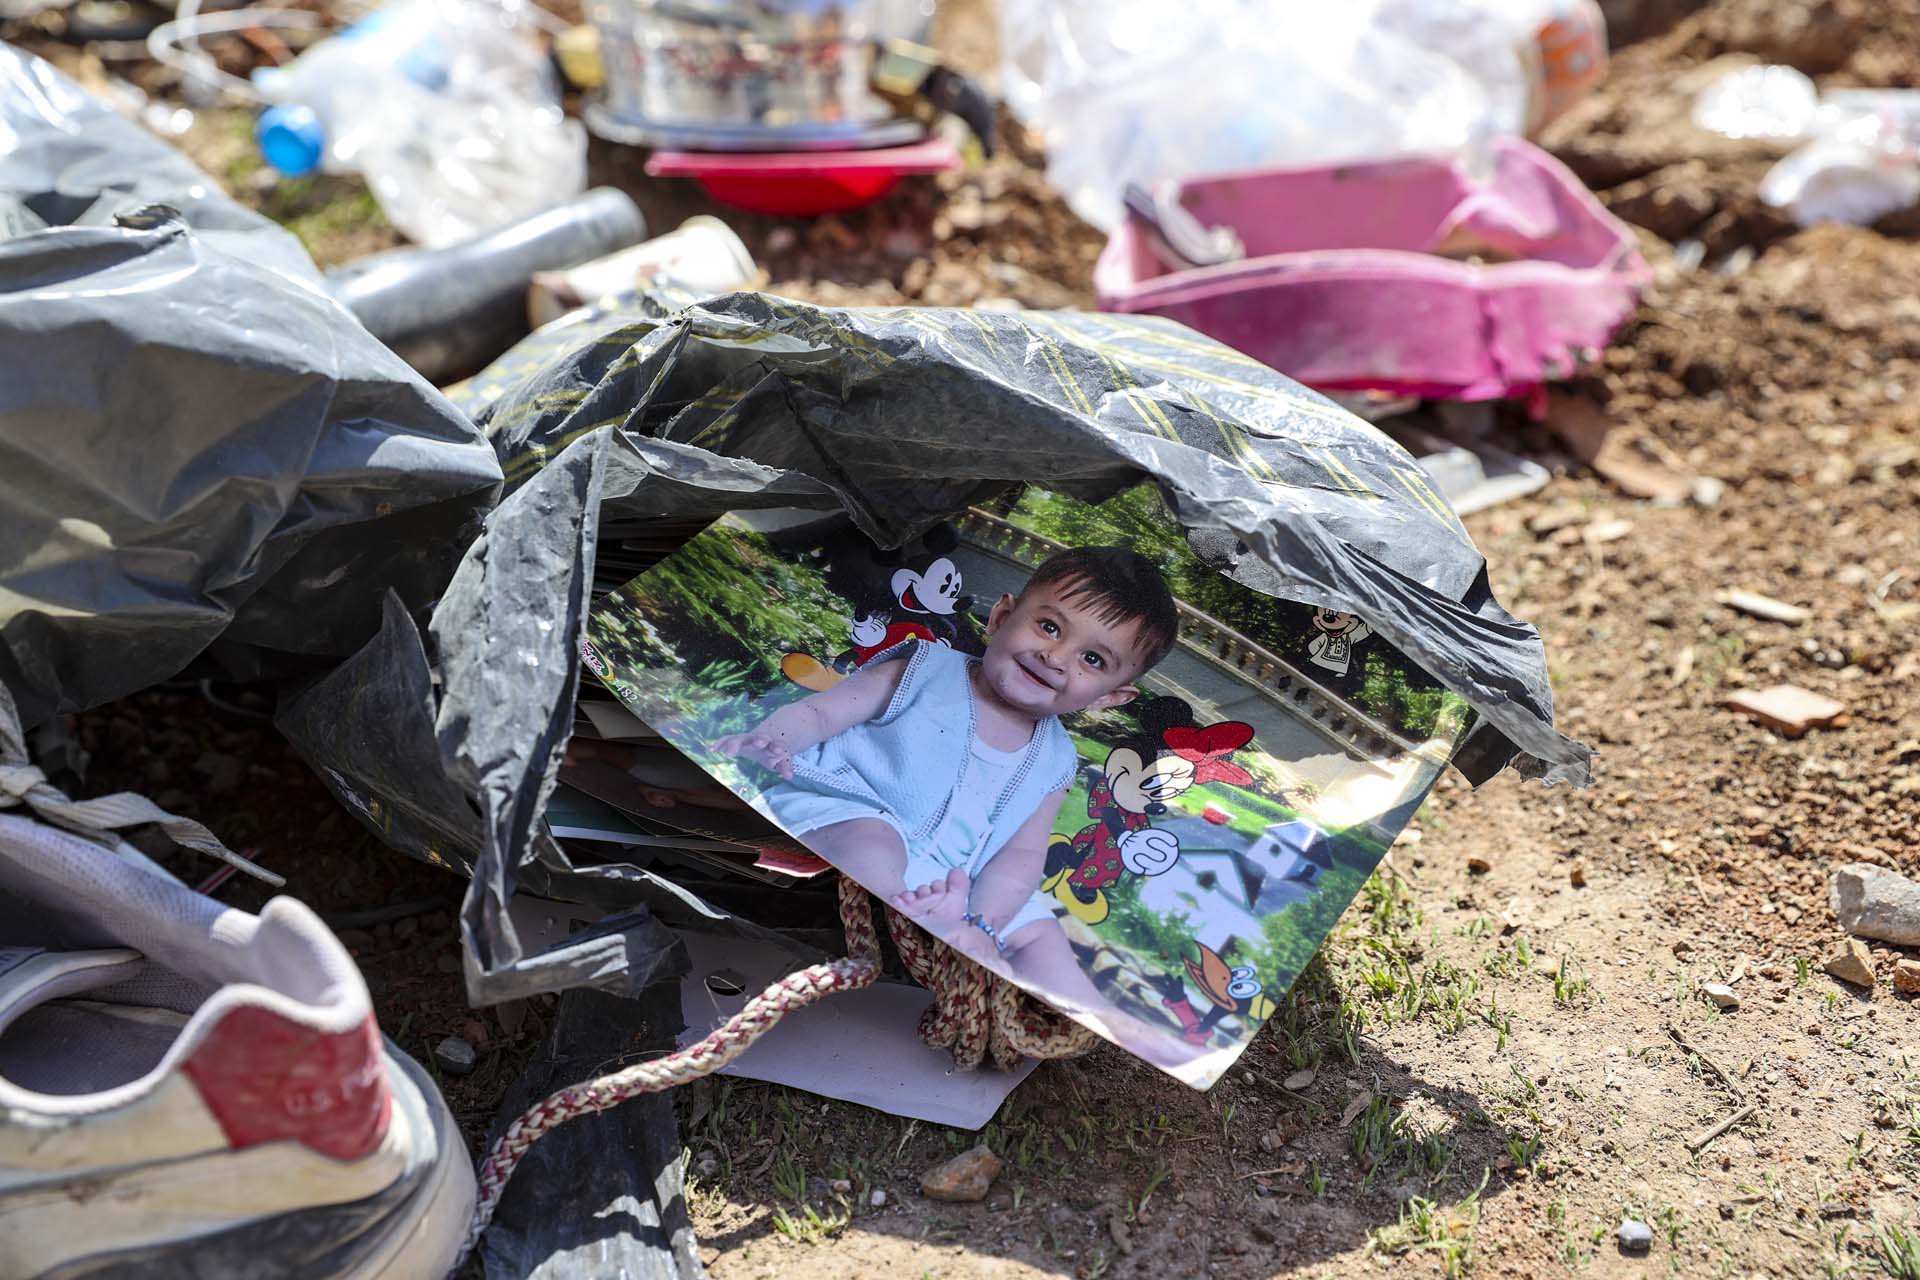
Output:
[{"xmin": 0, "ymin": 812, "xmax": 474, "ymax": 1278}]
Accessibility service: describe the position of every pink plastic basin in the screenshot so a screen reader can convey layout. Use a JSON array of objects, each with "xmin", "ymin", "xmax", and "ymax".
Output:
[{"xmin": 1094, "ymin": 138, "xmax": 1649, "ymax": 403}]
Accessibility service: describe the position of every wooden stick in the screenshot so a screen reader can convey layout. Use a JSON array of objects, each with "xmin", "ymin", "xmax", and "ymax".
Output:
[
  {"xmin": 1687, "ymin": 1103, "xmax": 1757, "ymax": 1153},
  {"xmin": 1667, "ymin": 1024, "xmax": 1746, "ymax": 1101}
]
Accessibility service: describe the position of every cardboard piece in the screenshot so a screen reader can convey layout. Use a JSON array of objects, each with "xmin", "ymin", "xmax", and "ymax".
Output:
[{"xmin": 677, "ymin": 930, "xmax": 1036, "ymax": 1129}]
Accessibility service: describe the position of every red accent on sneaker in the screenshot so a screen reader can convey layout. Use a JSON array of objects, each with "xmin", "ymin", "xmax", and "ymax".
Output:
[{"xmin": 183, "ymin": 1008, "xmax": 392, "ymax": 1161}]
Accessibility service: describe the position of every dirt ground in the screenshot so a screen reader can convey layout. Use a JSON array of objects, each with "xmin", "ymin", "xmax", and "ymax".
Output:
[{"xmin": 12, "ymin": 0, "xmax": 1920, "ymax": 1275}]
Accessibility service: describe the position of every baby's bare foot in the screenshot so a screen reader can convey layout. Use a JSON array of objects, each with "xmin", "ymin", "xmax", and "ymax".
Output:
[{"xmin": 890, "ymin": 868, "xmax": 972, "ymax": 925}]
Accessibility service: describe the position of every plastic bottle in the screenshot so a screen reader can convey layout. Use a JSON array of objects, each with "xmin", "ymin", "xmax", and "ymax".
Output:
[{"xmin": 253, "ymin": 0, "xmax": 585, "ymax": 248}]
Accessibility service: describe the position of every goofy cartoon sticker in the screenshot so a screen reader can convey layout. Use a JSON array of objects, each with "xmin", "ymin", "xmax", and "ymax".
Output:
[{"xmin": 1041, "ymin": 698, "xmax": 1253, "ymax": 923}]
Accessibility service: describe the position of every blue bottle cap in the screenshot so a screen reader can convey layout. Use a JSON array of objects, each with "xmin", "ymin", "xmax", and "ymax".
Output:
[{"xmin": 257, "ymin": 104, "xmax": 326, "ymax": 177}]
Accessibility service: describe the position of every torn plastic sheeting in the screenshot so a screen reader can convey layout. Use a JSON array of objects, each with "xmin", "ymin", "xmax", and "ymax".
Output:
[
  {"xmin": 466, "ymin": 291, "xmax": 1583, "ymax": 781},
  {"xmin": 0, "ymin": 47, "xmax": 503, "ymax": 730},
  {"xmin": 289, "ymin": 289, "xmax": 1585, "ymax": 1009},
  {"xmin": 0, "ymin": 44, "xmax": 312, "ymax": 281},
  {"xmin": 280, "ymin": 424, "xmax": 841, "ymax": 1005},
  {"xmin": 274, "ymin": 594, "xmax": 793, "ymax": 1005},
  {"xmin": 479, "ymin": 983, "xmax": 703, "ymax": 1280}
]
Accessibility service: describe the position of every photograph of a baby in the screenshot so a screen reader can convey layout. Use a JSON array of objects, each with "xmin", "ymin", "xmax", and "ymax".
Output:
[
  {"xmin": 580, "ymin": 483, "xmax": 1472, "ymax": 1085},
  {"xmin": 713, "ymin": 546, "xmax": 1189, "ymax": 1064}
]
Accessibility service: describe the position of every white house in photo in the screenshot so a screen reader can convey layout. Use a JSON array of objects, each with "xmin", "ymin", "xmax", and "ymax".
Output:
[{"xmin": 1139, "ymin": 816, "xmax": 1335, "ymax": 951}]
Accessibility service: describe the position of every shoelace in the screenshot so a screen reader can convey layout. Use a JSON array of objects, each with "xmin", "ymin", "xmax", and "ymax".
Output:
[
  {"xmin": 0, "ymin": 685, "xmax": 281, "ymax": 887},
  {"xmin": 454, "ymin": 874, "xmax": 1096, "ymax": 1273}
]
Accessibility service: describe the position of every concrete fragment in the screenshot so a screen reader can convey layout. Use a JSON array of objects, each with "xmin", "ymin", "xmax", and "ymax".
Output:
[
  {"xmin": 1722, "ymin": 685, "xmax": 1847, "ymax": 738},
  {"xmin": 1830, "ymin": 863, "xmax": 1920, "ymax": 946},
  {"xmin": 1823, "ymin": 940, "xmax": 1875, "ymax": 989},
  {"xmin": 433, "ymin": 1035, "xmax": 476, "ymax": 1076},
  {"xmin": 920, "ymin": 1145, "xmax": 1002, "ymax": 1202},
  {"xmin": 1894, "ymin": 960, "xmax": 1920, "ymax": 995}
]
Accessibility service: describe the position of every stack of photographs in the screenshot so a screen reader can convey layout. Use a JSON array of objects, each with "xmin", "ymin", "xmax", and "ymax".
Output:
[
  {"xmin": 568, "ymin": 480, "xmax": 1477, "ymax": 1088},
  {"xmin": 542, "ymin": 517, "xmax": 836, "ymax": 895}
]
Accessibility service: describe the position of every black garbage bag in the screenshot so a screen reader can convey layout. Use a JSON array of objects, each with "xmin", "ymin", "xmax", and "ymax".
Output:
[
  {"xmin": 0, "ymin": 47, "xmax": 503, "ymax": 727},
  {"xmin": 282, "ymin": 289, "xmax": 1591, "ymax": 1008}
]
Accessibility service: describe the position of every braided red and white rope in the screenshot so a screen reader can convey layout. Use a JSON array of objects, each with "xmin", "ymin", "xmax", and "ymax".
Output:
[{"xmin": 450, "ymin": 876, "xmax": 1095, "ymax": 1274}]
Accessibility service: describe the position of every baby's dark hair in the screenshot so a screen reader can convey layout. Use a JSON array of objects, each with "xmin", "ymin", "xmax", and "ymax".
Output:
[{"xmin": 1023, "ymin": 545, "xmax": 1179, "ymax": 672}]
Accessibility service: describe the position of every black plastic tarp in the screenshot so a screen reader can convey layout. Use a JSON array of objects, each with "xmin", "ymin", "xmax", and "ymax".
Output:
[
  {"xmin": 281, "ymin": 290, "xmax": 1591, "ymax": 1008},
  {"xmin": 0, "ymin": 46, "xmax": 502, "ymax": 727}
]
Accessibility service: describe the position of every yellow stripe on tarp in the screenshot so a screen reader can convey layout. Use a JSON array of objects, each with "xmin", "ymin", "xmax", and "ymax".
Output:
[
  {"xmin": 954, "ymin": 308, "xmax": 1005, "ymax": 360},
  {"xmin": 1392, "ymin": 466, "xmax": 1457, "ymax": 525},
  {"xmin": 1070, "ymin": 311, "xmax": 1277, "ymax": 372},
  {"xmin": 501, "ymin": 413, "xmax": 632, "ymax": 483},
  {"xmin": 1086, "ymin": 346, "xmax": 1359, "ymax": 431},
  {"xmin": 1303, "ymin": 445, "xmax": 1378, "ymax": 500},
  {"xmin": 1025, "ymin": 316, "xmax": 1107, "ymax": 420}
]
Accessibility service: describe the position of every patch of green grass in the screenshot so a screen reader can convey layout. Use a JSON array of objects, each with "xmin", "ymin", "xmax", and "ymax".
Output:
[
  {"xmin": 1370, "ymin": 1173, "xmax": 1488, "ymax": 1277},
  {"xmin": 1552, "ymin": 956, "xmax": 1592, "ymax": 1006},
  {"xmin": 1543, "ymin": 1197, "xmax": 1593, "ymax": 1266},
  {"xmin": 770, "ymin": 1200, "xmax": 851, "ymax": 1245},
  {"xmin": 1874, "ymin": 1222, "xmax": 1920, "ymax": 1279}
]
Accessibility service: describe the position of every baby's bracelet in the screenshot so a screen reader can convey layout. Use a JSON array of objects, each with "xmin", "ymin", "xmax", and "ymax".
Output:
[{"xmin": 960, "ymin": 911, "xmax": 1009, "ymax": 954}]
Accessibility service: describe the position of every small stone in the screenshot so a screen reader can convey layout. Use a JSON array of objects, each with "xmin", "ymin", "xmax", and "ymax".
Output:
[
  {"xmin": 1583, "ymin": 518, "xmax": 1634, "ymax": 545},
  {"xmin": 920, "ymin": 1144, "xmax": 1003, "ymax": 1202},
  {"xmin": 1283, "ymin": 1068, "xmax": 1317, "ymax": 1091},
  {"xmin": 1467, "ymin": 856, "xmax": 1493, "ymax": 875},
  {"xmin": 869, "ymin": 1189, "xmax": 887, "ymax": 1208},
  {"xmin": 1570, "ymin": 864, "xmax": 1587, "ymax": 888},
  {"xmin": 1692, "ymin": 476, "xmax": 1725, "ymax": 507},
  {"xmin": 1722, "ymin": 685, "xmax": 1848, "ymax": 738},
  {"xmin": 435, "ymin": 951, "xmax": 462, "ymax": 975},
  {"xmin": 433, "ymin": 1035, "xmax": 476, "ymax": 1076},
  {"xmin": 1618, "ymin": 1219, "xmax": 1654, "ymax": 1252},
  {"xmin": 693, "ymin": 1151, "xmax": 720, "ymax": 1179},
  {"xmin": 829, "ymin": 1178, "xmax": 851, "ymax": 1194},
  {"xmin": 1830, "ymin": 863, "xmax": 1920, "ymax": 946},
  {"xmin": 394, "ymin": 915, "xmax": 419, "ymax": 940},
  {"xmin": 1715, "ymin": 589, "xmax": 1810, "ymax": 624},
  {"xmin": 1528, "ymin": 504, "xmax": 1586, "ymax": 535},
  {"xmin": 1894, "ymin": 959, "xmax": 1920, "ymax": 995},
  {"xmin": 1824, "ymin": 940, "xmax": 1875, "ymax": 989},
  {"xmin": 1701, "ymin": 983, "xmax": 1740, "ymax": 1011}
]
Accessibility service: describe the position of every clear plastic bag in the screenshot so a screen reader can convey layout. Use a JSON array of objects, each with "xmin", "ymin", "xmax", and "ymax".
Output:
[
  {"xmin": 1002, "ymin": 0, "xmax": 1605, "ymax": 233},
  {"xmin": 1694, "ymin": 64, "xmax": 1920, "ymax": 225},
  {"xmin": 253, "ymin": 0, "xmax": 585, "ymax": 247}
]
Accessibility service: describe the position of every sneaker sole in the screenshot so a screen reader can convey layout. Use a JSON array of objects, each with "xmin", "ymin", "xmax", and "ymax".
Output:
[{"xmin": 23, "ymin": 1045, "xmax": 474, "ymax": 1280}]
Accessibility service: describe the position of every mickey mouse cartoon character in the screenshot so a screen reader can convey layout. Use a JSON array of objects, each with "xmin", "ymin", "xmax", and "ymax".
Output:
[
  {"xmin": 781, "ymin": 546, "xmax": 973, "ymax": 693},
  {"xmin": 1305, "ymin": 608, "xmax": 1372, "ymax": 677},
  {"xmin": 1041, "ymin": 698, "xmax": 1254, "ymax": 924}
]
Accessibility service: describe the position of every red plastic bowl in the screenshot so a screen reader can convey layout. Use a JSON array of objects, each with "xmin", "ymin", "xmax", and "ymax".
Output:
[{"xmin": 645, "ymin": 137, "xmax": 961, "ymax": 217}]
